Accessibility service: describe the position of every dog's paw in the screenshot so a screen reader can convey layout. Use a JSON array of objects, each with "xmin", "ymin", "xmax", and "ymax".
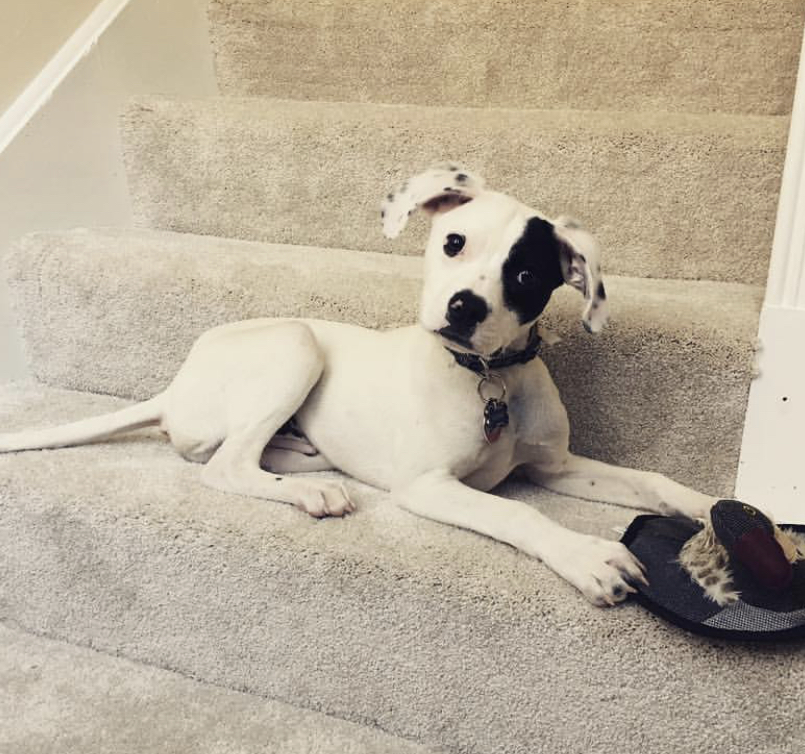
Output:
[
  {"xmin": 296, "ymin": 480, "xmax": 355, "ymax": 518},
  {"xmin": 554, "ymin": 535, "xmax": 647, "ymax": 607}
]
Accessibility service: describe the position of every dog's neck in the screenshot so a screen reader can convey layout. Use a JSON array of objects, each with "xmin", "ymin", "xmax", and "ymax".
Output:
[{"xmin": 445, "ymin": 323, "xmax": 542, "ymax": 375}]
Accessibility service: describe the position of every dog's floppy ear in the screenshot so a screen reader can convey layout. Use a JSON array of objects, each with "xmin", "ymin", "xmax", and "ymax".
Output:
[
  {"xmin": 381, "ymin": 163, "xmax": 485, "ymax": 239},
  {"xmin": 553, "ymin": 216, "xmax": 609, "ymax": 333}
]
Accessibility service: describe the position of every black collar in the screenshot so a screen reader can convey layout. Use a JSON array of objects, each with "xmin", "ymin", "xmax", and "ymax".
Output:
[{"xmin": 446, "ymin": 324, "xmax": 542, "ymax": 375}]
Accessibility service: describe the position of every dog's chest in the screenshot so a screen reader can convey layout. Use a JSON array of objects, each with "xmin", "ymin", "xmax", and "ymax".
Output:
[
  {"xmin": 464, "ymin": 368, "xmax": 567, "ymax": 489},
  {"xmin": 460, "ymin": 428, "xmax": 518, "ymax": 490},
  {"xmin": 294, "ymin": 325, "xmax": 565, "ymax": 490},
  {"xmin": 446, "ymin": 360, "xmax": 559, "ymax": 441},
  {"xmin": 419, "ymin": 362, "xmax": 550, "ymax": 480}
]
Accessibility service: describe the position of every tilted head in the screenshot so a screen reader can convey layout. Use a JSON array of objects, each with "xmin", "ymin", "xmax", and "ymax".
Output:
[{"xmin": 381, "ymin": 164, "xmax": 608, "ymax": 356}]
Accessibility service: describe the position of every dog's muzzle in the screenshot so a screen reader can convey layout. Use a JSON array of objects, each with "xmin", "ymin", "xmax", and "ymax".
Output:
[{"xmin": 439, "ymin": 290, "xmax": 488, "ymax": 346}]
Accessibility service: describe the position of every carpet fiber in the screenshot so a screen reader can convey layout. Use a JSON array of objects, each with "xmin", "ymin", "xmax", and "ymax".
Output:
[
  {"xmin": 2, "ymin": 0, "xmax": 801, "ymax": 751},
  {"xmin": 5, "ymin": 227, "xmax": 762, "ymax": 493},
  {"xmin": 0, "ymin": 623, "xmax": 437, "ymax": 754},
  {"xmin": 208, "ymin": 0, "xmax": 805, "ymax": 115},
  {"xmin": 121, "ymin": 96, "xmax": 788, "ymax": 284},
  {"xmin": 0, "ymin": 383, "xmax": 803, "ymax": 754}
]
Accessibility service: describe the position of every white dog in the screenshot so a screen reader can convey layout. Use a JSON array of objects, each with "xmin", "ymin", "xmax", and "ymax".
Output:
[{"xmin": 0, "ymin": 165, "xmax": 716, "ymax": 606}]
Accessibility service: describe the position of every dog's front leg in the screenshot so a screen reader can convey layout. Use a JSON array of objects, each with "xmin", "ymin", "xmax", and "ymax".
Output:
[
  {"xmin": 526, "ymin": 453, "xmax": 717, "ymax": 519},
  {"xmin": 393, "ymin": 469, "xmax": 646, "ymax": 606}
]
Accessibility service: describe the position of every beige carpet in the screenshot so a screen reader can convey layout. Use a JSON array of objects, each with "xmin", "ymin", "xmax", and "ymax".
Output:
[
  {"xmin": 2, "ymin": 383, "xmax": 804, "ymax": 754},
  {"xmin": 0, "ymin": 623, "xmax": 437, "ymax": 754},
  {"xmin": 121, "ymin": 96, "xmax": 787, "ymax": 284},
  {"xmin": 6, "ymin": 227, "xmax": 761, "ymax": 493},
  {"xmin": 2, "ymin": 0, "xmax": 804, "ymax": 752},
  {"xmin": 208, "ymin": 0, "xmax": 804, "ymax": 115}
]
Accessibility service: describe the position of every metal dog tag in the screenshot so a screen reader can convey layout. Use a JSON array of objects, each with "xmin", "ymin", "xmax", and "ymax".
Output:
[
  {"xmin": 483, "ymin": 398, "xmax": 509, "ymax": 444},
  {"xmin": 477, "ymin": 372, "xmax": 509, "ymax": 444}
]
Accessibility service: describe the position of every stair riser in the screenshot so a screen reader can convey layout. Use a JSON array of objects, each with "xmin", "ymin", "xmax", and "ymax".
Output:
[
  {"xmin": 121, "ymin": 98, "xmax": 788, "ymax": 285},
  {"xmin": 209, "ymin": 0, "xmax": 805, "ymax": 116},
  {"xmin": 5, "ymin": 230, "xmax": 761, "ymax": 492}
]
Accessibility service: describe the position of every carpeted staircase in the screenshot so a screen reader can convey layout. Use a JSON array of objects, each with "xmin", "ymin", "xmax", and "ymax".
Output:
[{"xmin": 2, "ymin": 2, "xmax": 805, "ymax": 752}]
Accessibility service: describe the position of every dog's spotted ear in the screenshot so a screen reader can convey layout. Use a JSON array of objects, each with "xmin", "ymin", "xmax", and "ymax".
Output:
[
  {"xmin": 381, "ymin": 163, "xmax": 485, "ymax": 239},
  {"xmin": 553, "ymin": 216, "xmax": 609, "ymax": 333}
]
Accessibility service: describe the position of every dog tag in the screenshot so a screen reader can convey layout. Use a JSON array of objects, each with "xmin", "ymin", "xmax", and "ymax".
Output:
[{"xmin": 483, "ymin": 398, "xmax": 509, "ymax": 444}]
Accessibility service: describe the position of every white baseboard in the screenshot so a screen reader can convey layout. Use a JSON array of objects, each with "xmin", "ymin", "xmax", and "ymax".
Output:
[
  {"xmin": 736, "ymin": 304, "xmax": 805, "ymax": 523},
  {"xmin": 0, "ymin": 0, "xmax": 131, "ymax": 156}
]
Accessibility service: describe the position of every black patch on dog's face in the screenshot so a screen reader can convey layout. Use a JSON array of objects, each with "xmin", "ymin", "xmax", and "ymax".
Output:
[{"xmin": 502, "ymin": 217, "xmax": 565, "ymax": 324}]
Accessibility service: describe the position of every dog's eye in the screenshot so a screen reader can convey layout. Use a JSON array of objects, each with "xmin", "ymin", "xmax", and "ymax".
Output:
[
  {"xmin": 444, "ymin": 233, "xmax": 466, "ymax": 257},
  {"xmin": 516, "ymin": 270, "xmax": 536, "ymax": 286}
]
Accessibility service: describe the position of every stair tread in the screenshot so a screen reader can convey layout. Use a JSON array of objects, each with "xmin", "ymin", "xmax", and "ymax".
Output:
[
  {"xmin": 0, "ymin": 380, "xmax": 635, "ymax": 589},
  {"xmin": 208, "ymin": 0, "xmax": 805, "ymax": 116},
  {"xmin": 10, "ymin": 225, "xmax": 764, "ymax": 330},
  {"xmin": 121, "ymin": 96, "xmax": 788, "ymax": 285},
  {"xmin": 5, "ymin": 226, "xmax": 761, "ymax": 492},
  {"xmin": 1, "ymin": 380, "xmax": 800, "ymax": 753},
  {"xmin": 0, "ymin": 623, "xmax": 435, "ymax": 754},
  {"xmin": 8, "ymin": 225, "xmax": 764, "ymax": 338}
]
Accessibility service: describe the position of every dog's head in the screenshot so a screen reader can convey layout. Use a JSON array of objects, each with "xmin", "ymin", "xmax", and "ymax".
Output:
[{"xmin": 381, "ymin": 164, "xmax": 608, "ymax": 356}]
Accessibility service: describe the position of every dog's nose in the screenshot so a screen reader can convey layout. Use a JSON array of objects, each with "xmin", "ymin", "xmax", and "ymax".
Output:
[{"xmin": 446, "ymin": 290, "xmax": 488, "ymax": 333}]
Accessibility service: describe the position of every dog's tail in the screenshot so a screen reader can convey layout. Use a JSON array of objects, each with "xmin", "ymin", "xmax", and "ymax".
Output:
[{"xmin": 0, "ymin": 394, "xmax": 166, "ymax": 453}]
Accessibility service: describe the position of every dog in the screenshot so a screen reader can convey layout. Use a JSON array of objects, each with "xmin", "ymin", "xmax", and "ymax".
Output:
[{"xmin": 0, "ymin": 164, "xmax": 716, "ymax": 606}]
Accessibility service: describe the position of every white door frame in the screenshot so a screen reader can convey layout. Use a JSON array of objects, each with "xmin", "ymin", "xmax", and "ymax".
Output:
[{"xmin": 736, "ymin": 27, "xmax": 805, "ymax": 523}]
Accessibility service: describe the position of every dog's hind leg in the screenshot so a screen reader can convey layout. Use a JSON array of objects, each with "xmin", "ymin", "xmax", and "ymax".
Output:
[
  {"xmin": 261, "ymin": 416, "xmax": 334, "ymax": 472},
  {"xmin": 201, "ymin": 418, "xmax": 352, "ymax": 517},
  {"xmin": 195, "ymin": 325, "xmax": 353, "ymax": 517},
  {"xmin": 260, "ymin": 446, "xmax": 335, "ymax": 473}
]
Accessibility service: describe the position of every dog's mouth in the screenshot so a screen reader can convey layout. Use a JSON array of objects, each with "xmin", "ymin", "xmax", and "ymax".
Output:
[{"xmin": 435, "ymin": 327, "xmax": 477, "ymax": 353}]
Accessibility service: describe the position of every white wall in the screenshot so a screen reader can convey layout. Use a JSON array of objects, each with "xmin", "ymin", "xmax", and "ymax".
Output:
[
  {"xmin": 0, "ymin": 0, "xmax": 218, "ymax": 381},
  {"xmin": 0, "ymin": 0, "xmax": 103, "ymax": 115}
]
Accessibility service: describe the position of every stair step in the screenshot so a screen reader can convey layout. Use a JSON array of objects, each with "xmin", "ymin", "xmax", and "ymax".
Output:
[
  {"xmin": 5, "ymin": 227, "xmax": 761, "ymax": 493},
  {"xmin": 1, "ymin": 382, "xmax": 800, "ymax": 754},
  {"xmin": 208, "ymin": 0, "xmax": 804, "ymax": 116},
  {"xmin": 121, "ymin": 96, "xmax": 788, "ymax": 285},
  {"xmin": 0, "ymin": 623, "xmax": 434, "ymax": 754}
]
